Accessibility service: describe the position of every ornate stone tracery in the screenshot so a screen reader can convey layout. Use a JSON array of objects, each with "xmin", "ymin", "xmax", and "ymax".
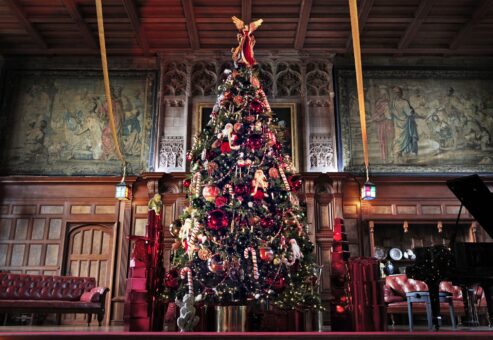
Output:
[
  {"xmin": 276, "ymin": 62, "xmax": 302, "ymax": 97},
  {"xmin": 306, "ymin": 62, "xmax": 331, "ymax": 96},
  {"xmin": 162, "ymin": 62, "xmax": 187, "ymax": 96},
  {"xmin": 191, "ymin": 62, "xmax": 218, "ymax": 96},
  {"xmin": 309, "ymin": 134, "xmax": 335, "ymax": 170},
  {"xmin": 159, "ymin": 136, "xmax": 184, "ymax": 170},
  {"xmin": 158, "ymin": 53, "xmax": 336, "ymax": 173}
]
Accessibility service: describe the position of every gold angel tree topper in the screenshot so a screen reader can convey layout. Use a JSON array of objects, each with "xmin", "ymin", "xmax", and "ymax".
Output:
[{"xmin": 231, "ymin": 16, "xmax": 263, "ymax": 67}]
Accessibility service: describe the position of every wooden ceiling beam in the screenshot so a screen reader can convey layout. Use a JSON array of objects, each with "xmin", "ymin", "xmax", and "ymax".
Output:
[
  {"xmin": 242, "ymin": 0, "xmax": 252, "ymax": 23},
  {"xmin": 294, "ymin": 0, "xmax": 313, "ymax": 49},
  {"xmin": 181, "ymin": 0, "xmax": 200, "ymax": 50},
  {"xmin": 2, "ymin": 47, "xmax": 492, "ymax": 56},
  {"xmin": 449, "ymin": 0, "xmax": 493, "ymax": 50},
  {"xmin": 345, "ymin": 0, "xmax": 374, "ymax": 51},
  {"xmin": 4, "ymin": 0, "xmax": 47, "ymax": 49},
  {"xmin": 122, "ymin": 0, "xmax": 150, "ymax": 56},
  {"xmin": 61, "ymin": 0, "xmax": 97, "ymax": 49},
  {"xmin": 398, "ymin": 0, "xmax": 436, "ymax": 50}
]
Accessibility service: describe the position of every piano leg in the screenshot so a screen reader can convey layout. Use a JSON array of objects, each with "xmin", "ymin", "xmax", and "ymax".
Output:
[
  {"xmin": 461, "ymin": 285, "xmax": 480, "ymax": 327},
  {"xmin": 428, "ymin": 282, "xmax": 441, "ymax": 331},
  {"xmin": 483, "ymin": 285, "xmax": 493, "ymax": 327}
]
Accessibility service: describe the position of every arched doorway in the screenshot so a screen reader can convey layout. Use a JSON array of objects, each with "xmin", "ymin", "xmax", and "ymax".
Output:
[{"xmin": 63, "ymin": 223, "xmax": 114, "ymax": 325}]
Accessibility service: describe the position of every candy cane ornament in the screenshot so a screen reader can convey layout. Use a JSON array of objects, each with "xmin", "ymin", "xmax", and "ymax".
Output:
[
  {"xmin": 279, "ymin": 167, "xmax": 290, "ymax": 191},
  {"xmin": 193, "ymin": 172, "xmax": 202, "ymax": 198},
  {"xmin": 187, "ymin": 221, "xmax": 201, "ymax": 259},
  {"xmin": 180, "ymin": 267, "xmax": 194, "ymax": 295},
  {"xmin": 244, "ymin": 247, "xmax": 259, "ymax": 279},
  {"xmin": 223, "ymin": 184, "xmax": 234, "ymax": 197}
]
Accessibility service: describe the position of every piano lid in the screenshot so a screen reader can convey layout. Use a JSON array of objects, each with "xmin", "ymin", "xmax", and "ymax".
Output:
[{"xmin": 446, "ymin": 174, "xmax": 493, "ymax": 239}]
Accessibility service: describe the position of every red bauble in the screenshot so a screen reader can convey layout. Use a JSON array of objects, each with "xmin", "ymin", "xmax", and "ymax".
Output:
[
  {"xmin": 207, "ymin": 209, "xmax": 229, "ymax": 231},
  {"xmin": 260, "ymin": 217, "xmax": 275, "ymax": 229},
  {"xmin": 207, "ymin": 254, "xmax": 228, "ymax": 273},
  {"xmin": 248, "ymin": 216, "xmax": 260, "ymax": 225},
  {"xmin": 215, "ymin": 196, "xmax": 228, "ymax": 208},
  {"xmin": 246, "ymin": 134, "xmax": 263, "ymax": 151},
  {"xmin": 288, "ymin": 175, "xmax": 302, "ymax": 191},
  {"xmin": 266, "ymin": 131, "xmax": 276, "ymax": 146},
  {"xmin": 250, "ymin": 99, "xmax": 264, "ymax": 115},
  {"xmin": 220, "ymin": 141, "xmax": 231, "ymax": 154},
  {"xmin": 233, "ymin": 95, "xmax": 244, "ymax": 106},
  {"xmin": 234, "ymin": 184, "xmax": 249, "ymax": 197},
  {"xmin": 183, "ymin": 179, "xmax": 191, "ymax": 188},
  {"xmin": 233, "ymin": 122, "xmax": 243, "ymax": 133},
  {"xmin": 268, "ymin": 167, "xmax": 279, "ymax": 179},
  {"xmin": 164, "ymin": 270, "xmax": 179, "ymax": 289},
  {"xmin": 259, "ymin": 246, "xmax": 274, "ymax": 262},
  {"xmin": 203, "ymin": 185, "xmax": 221, "ymax": 202},
  {"xmin": 243, "ymin": 115, "xmax": 256, "ymax": 124},
  {"xmin": 206, "ymin": 150, "xmax": 218, "ymax": 160}
]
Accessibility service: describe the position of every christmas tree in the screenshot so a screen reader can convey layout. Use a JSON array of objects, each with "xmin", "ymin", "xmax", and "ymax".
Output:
[{"xmin": 165, "ymin": 17, "xmax": 322, "ymax": 313}]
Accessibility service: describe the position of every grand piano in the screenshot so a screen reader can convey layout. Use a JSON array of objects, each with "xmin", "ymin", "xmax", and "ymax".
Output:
[{"xmin": 406, "ymin": 174, "xmax": 493, "ymax": 330}]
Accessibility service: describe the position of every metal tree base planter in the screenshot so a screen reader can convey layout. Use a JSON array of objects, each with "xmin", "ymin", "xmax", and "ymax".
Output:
[{"xmin": 215, "ymin": 305, "xmax": 248, "ymax": 332}]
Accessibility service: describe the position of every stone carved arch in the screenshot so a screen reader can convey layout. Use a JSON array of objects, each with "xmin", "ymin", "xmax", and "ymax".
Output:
[
  {"xmin": 159, "ymin": 182, "xmax": 181, "ymax": 194},
  {"xmin": 64, "ymin": 223, "xmax": 113, "ymax": 324},
  {"xmin": 306, "ymin": 62, "xmax": 331, "ymax": 96},
  {"xmin": 162, "ymin": 62, "xmax": 187, "ymax": 96},
  {"xmin": 276, "ymin": 62, "xmax": 302, "ymax": 97},
  {"xmin": 315, "ymin": 181, "xmax": 333, "ymax": 194},
  {"xmin": 191, "ymin": 62, "xmax": 218, "ymax": 96}
]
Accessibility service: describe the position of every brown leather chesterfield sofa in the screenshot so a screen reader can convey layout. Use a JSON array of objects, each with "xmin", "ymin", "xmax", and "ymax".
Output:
[{"xmin": 0, "ymin": 273, "xmax": 109, "ymax": 326}]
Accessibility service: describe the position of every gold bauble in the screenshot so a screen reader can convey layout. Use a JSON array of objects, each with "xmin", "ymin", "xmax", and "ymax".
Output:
[
  {"xmin": 268, "ymin": 167, "xmax": 280, "ymax": 179},
  {"xmin": 248, "ymin": 216, "xmax": 260, "ymax": 225},
  {"xmin": 273, "ymin": 257, "xmax": 282, "ymax": 265},
  {"xmin": 208, "ymin": 254, "xmax": 229, "ymax": 273},
  {"xmin": 283, "ymin": 216, "xmax": 297, "ymax": 226},
  {"xmin": 198, "ymin": 248, "xmax": 212, "ymax": 261}
]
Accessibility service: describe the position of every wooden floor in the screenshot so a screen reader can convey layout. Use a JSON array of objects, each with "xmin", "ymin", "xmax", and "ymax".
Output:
[{"xmin": 1, "ymin": 325, "xmax": 493, "ymax": 339}]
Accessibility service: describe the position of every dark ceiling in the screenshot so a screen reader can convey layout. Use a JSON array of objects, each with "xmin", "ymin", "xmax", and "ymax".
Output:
[{"xmin": 0, "ymin": 0, "xmax": 492, "ymax": 56}]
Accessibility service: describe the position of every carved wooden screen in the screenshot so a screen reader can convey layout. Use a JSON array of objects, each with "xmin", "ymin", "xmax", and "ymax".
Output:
[{"xmin": 64, "ymin": 224, "xmax": 113, "ymax": 324}]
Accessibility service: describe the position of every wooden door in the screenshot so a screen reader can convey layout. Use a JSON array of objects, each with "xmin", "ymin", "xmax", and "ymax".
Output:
[{"xmin": 64, "ymin": 224, "xmax": 113, "ymax": 324}]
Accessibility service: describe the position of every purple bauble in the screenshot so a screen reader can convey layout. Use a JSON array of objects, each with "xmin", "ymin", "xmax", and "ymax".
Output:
[
  {"xmin": 250, "ymin": 99, "xmax": 264, "ymax": 115},
  {"xmin": 234, "ymin": 184, "xmax": 249, "ymax": 197},
  {"xmin": 260, "ymin": 217, "xmax": 275, "ymax": 229},
  {"xmin": 246, "ymin": 134, "xmax": 263, "ymax": 150}
]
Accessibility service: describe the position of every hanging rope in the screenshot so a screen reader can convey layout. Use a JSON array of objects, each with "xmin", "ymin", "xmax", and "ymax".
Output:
[
  {"xmin": 348, "ymin": 0, "xmax": 369, "ymax": 179},
  {"xmin": 95, "ymin": 0, "xmax": 126, "ymax": 164}
]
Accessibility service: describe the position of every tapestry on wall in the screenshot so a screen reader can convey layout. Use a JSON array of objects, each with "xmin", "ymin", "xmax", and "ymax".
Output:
[
  {"xmin": 0, "ymin": 71, "xmax": 156, "ymax": 175},
  {"xmin": 336, "ymin": 68, "xmax": 493, "ymax": 173}
]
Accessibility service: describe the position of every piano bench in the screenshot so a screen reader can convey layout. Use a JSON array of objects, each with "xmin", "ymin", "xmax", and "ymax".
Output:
[{"xmin": 405, "ymin": 291, "xmax": 456, "ymax": 331}]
